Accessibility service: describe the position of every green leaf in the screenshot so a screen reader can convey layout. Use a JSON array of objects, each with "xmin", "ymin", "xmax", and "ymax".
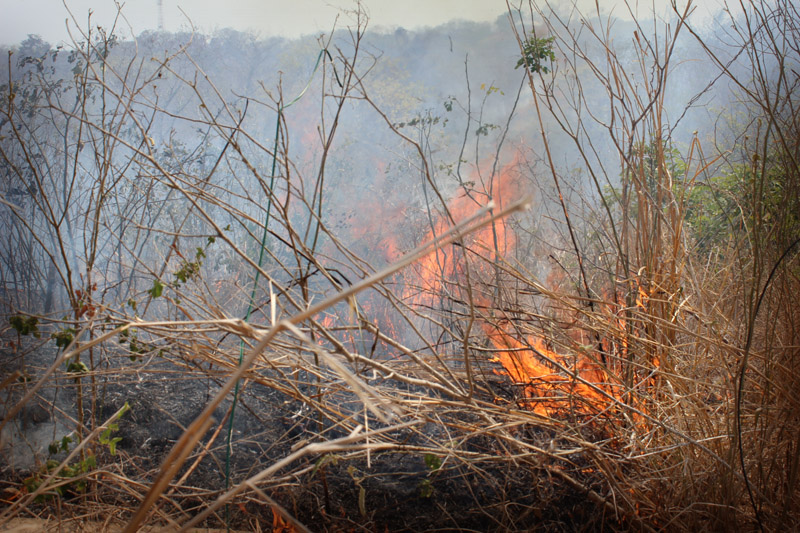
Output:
[
  {"xmin": 52, "ymin": 328, "xmax": 76, "ymax": 349},
  {"xmin": 358, "ymin": 485, "xmax": 366, "ymax": 516},
  {"xmin": 10, "ymin": 315, "xmax": 39, "ymax": 336},
  {"xmin": 312, "ymin": 453, "xmax": 339, "ymax": 475},
  {"xmin": 23, "ymin": 476, "xmax": 40, "ymax": 493},
  {"xmin": 419, "ymin": 479, "xmax": 434, "ymax": 498},
  {"xmin": 67, "ymin": 361, "xmax": 89, "ymax": 374},
  {"xmin": 108, "ymin": 437, "xmax": 122, "ymax": 455},
  {"xmin": 83, "ymin": 453, "xmax": 96, "ymax": 470},
  {"xmin": 148, "ymin": 279, "xmax": 164, "ymax": 298},
  {"xmin": 424, "ymin": 453, "xmax": 442, "ymax": 471},
  {"xmin": 516, "ymin": 36, "xmax": 555, "ymax": 73}
]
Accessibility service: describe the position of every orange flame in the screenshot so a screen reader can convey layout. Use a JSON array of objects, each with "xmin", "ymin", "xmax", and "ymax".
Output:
[
  {"xmin": 393, "ymin": 153, "xmax": 631, "ymax": 419},
  {"xmin": 486, "ymin": 324, "xmax": 616, "ymax": 417},
  {"xmin": 271, "ymin": 505, "xmax": 298, "ymax": 532},
  {"xmin": 400, "ymin": 155, "xmax": 520, "ymax": 310}
]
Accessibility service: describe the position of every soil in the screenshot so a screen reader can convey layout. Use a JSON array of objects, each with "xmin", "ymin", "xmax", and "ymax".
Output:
[{"xmin": 1, "ymin": 336, "xmax": 614, "ymax": 532}]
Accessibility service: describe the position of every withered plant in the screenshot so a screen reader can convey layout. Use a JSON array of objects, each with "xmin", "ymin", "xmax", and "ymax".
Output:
[{"xmin": 496, "ymin": 0, "xmax": 800, "ymax": 530}]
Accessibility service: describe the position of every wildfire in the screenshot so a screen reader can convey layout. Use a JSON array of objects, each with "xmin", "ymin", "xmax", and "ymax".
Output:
[
  {"xmin": 486, "ymin": 327, "xmax": 617, "ymax": 417},
  {"xmin": 399, "ymin": 156, "xmax": 519, "ymax": 311},
  {"xmin": 392, "ymin": 153, "xmax": 629, "ymax": 419}
]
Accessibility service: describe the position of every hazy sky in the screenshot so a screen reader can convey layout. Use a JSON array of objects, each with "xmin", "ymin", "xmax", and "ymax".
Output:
[
  {"xmin": 1, "ymin": 0, "xmax": 505, "ymax": 46},
  {"xmin": 1, "ymin": 0, "xmax": 703, "ymax": 47}
]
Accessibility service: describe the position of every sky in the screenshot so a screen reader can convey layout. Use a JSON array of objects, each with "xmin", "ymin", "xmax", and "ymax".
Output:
[
  {"xmin": 0, "ymin": 0, "xmax": 707, "ymax": 47},
  {"xmin": 1, "ymin": 0, "xmax": 505, "ymax": 46}
]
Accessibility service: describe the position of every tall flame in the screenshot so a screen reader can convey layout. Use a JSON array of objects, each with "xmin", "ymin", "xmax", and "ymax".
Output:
[
  {"xmin": 394, "ymin": 153, "xmax": 626, "ymax": 418},
  {"xmin": 400, "ymin": 155, "xmax": 519, "ymax": 310}
]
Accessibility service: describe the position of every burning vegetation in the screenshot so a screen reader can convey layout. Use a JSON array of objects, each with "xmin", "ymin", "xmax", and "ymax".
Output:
[{"xmin": 1, "ymin": 1, "xmax": 799, "ymax": 531}]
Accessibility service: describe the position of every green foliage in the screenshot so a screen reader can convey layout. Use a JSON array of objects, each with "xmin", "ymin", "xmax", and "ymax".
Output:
[
  {"xmin": 347, "ymin": 465, "xmax": 367, "ymax": 517},
  {"xmin": 48, "ymin": 434, "xmax": 73, "ymax": 456},
  {"xmin": 172, "ymin": 243, "xmax": 212, "ymax": 289},
  {"xmin": 312, "ymin": 453, "xmax": 340, "ymax": 474},
  {"xmin": 66, "ymin": 361, "xmax": 89, "ymax": 374},
  {"xmin": 603, "ymin": 138, "xmax": 800, "ymax": 258},
  {"xmin": 127, "ymin": 336, "xmax": 148, "ymax": 359},
  {"xmin": 475, "ymin": 123, "xmax": 499, "ymax": 137},
  {"xmin": 99, "ymin": 402, "xmax": 130, "ymax": 456},
  {"xmin": 443, "ymin": 96, "xmax": 455, "ymax": 112},
  {"xmin": 147, "ymin": 279, "xmax": 164, "ymax": 298},
  {"xmin": 9, "ymin": 315, "xmax": 40, "ymax": 337},
  {"xmin": 52, "ymin": 327, "xmax": 76, "ymax": 349},
  {"xmin": 682, "ymin": 171, "xmax": 744, "ymax": 253},
  {"xmin": 683, "ymin": 156, "xmax": 800, "ymax": 254},
  {"xmin": 419, "ymin": 478, "xmax": 434, "ymax": 498},
  {"xmin": 24, "ymin": 444, "xmax": 95, "ymax": 502},
  {"xmin": 23, "ymin": 455, "xmax": 94, "ymax": 502},
  {"xmin": 419, "ymin": 453, "xmax": 442, "ymax": 498},
  {"xmin": 423, "ymin": 453, "xmax": 442, "ymax": 471},
  {"xmin": 118, "ymin": 328, "xmax": 162, "ymax": 361},
  {"xmin": 631, "ymin": 142, "xmax": 687, "ymax": 197},
  {"xmin": 26, "ymin": 402, "xmax": 130, "ymax": 501},
  {"xmin": 602, "ymin": 140, "xmax": 687, "ymax": 219},
  {"xmin": 515, "ymin": 36, "xmax": 555, "ymax": 73},
  {"xmin": 394, "ymin": 114, "xmax": 444, "ymax": 130},
  {"xmin": 174, "ymin": 257, "xmax": 201, "ymax": 285}
]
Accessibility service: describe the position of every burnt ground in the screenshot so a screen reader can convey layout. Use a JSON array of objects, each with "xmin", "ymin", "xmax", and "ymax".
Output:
[{"xmin": 0, "ymin": 336, "xmax": 618, "ymax": 532}]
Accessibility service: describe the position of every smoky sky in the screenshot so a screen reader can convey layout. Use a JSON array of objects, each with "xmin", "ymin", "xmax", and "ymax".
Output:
[{"xmin": 0, "ymin": 0, "xmax": 704, "ymax": 47}]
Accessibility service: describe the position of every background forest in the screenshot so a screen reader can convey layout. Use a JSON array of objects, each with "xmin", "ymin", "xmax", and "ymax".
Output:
[{"xmin": 1, "ymin": 1, "xmax": 798, "ymax": 531}]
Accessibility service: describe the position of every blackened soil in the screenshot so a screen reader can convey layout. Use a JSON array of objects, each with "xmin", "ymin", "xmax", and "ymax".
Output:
[
  {"xmin": 277, "ymin": 452, "xmax": 613, "ymax": 532},
  {"xmin": 1, "ymin": 339, "xmax": 614, "ymax": 532}
]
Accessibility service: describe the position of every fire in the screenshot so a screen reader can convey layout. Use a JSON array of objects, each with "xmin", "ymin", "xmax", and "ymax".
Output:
[
  {"xmin": 271, "ymin": 505, "xmax": 298, "ymax": 532},
  {"xmin": 393, "ymin": 153, "xmax": 628, "ymax": 419},
  {"xmin": 485, "ymin": 323, "xmax": 615, "ymax": 417},
  {"xmin": 400, "ymin": 155, "xmax": 520, "ymax": 310}
]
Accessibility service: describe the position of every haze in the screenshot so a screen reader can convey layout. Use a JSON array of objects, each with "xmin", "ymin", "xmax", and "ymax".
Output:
[{"xmin": 0, "ymin": 0, "xmax": 694, "ymax": 46}]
